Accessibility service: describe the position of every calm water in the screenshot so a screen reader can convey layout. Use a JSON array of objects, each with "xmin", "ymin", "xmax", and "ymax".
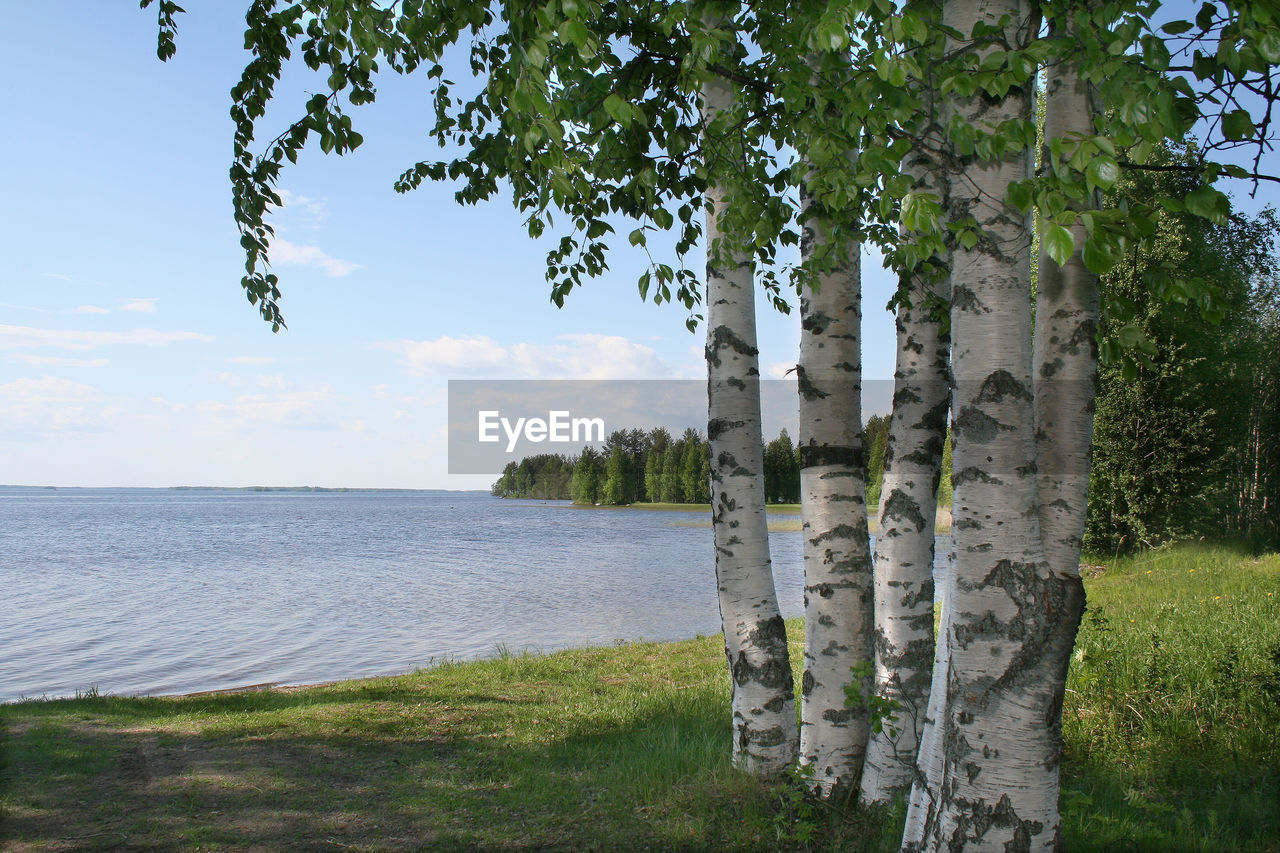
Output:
[{"xmin": 0, "ymin": 488, "xmax": 947, "ymax": 703}]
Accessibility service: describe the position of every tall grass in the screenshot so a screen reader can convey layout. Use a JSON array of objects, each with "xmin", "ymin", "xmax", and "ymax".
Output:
[{"xmin": 1061, "ymin": 544, "xmax": 1280, "ymax": 852}]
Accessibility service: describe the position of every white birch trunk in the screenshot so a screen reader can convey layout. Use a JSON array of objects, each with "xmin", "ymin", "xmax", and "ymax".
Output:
[
  {"xmin": 860, "ymin": 256, "xmax": 950, "ymax": 803},
  {"xmin": 902, "ymin": 0, "xmax": 1068, "ymax": 848},
  {"xmin": 796, "ymin": 186, "xmax": 875, "ymax": 796},
  {"xmin": 701, "ymin": 65, "xmax": 800, "ymax": 777},
  {"xmin": 1030, "ymin": 22, "xmax": 1100, "ymax": 825}
]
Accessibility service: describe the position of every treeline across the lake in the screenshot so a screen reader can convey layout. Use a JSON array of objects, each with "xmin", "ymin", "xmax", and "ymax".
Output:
[{"xmin": 491, "ymin": 419, "xmax": 958, "ymax": 508}]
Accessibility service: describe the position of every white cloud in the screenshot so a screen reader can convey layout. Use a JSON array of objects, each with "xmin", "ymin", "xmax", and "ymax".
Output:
[
  {"xmin": 212, "ymin": 371, "xmax": 243, "ymax": 387},
  {"xmin": 271, "ymin": 238, "xmax": 360, "ymax": 277},
  {"xmin": 118, "ymin": 298, "xmax": 158, "ymax": 314},
  {"xmin": 767, "ymin": 361, "xmax": 797, "ymax": 379},
  {"xmin": 0, "ymin": 376, "xmax": 97, "ymax": 400},
  {"xmin": 0, "ymin": 376, "xmax": 105, "ymax": 433},
  {"xmin": 372, "ymin": 333, "xmax": 676, "ymax": 379},
  {"xmin": 72, "ymin": 305, "xmax": 111, "ymax": 315},
  {"xmin": 197, "ymin": 385, "xmax": 337, "ymax": 426},
  {"xmin": 276, "ymin": 189, "xmax": 328, "ymax": 220},
  {"xmin": 12, "ymin": 355, "xmax": 110, "ymax": 368},
  {"xmin": 42, "ymin": 273, "xmax": 73, "ymax": 282},
  {"xmin": 0, "ymin": 325, "xmax": 214, "ymax": 351},
  {"xmin": 256, "ymin": 374, "xmax": 288, "ymax": 390},
  {"xmin": 227, "ymin": 356, "xmax": 276, "ymax": 365}
]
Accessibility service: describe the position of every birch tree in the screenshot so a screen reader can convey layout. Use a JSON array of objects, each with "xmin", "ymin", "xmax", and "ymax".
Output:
[
  {"xmin": 701, "ymin": 5, "xmax": 799, "ymax": 772},
  {"xmin": 795, "ymin": 183, "xmax": 874, "ymax": 793}
]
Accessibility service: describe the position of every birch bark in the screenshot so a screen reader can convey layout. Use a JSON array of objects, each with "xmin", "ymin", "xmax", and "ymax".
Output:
[
  {"xmin": 701, "ymin": 45, "xmax": 799, "ymax": 776},
  {"xmin": 796, "ymin": 186, "xmax": 875, "ymax": 795},
  {"xmin": 1030, "ymin": 18, "xmax": 1100, "ymax": 829},
  {"xmin": 902, "ymin": 0, "xmax": 1070, "ymax": 848},
  {"xmin": 859, "ymin": 192, "xmax": 950, "ymax": 801}
]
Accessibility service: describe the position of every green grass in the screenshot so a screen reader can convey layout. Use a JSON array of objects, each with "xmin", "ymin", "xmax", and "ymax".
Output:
[
  {"xmin": 2, "ymin": 544, "xmax": 1276, "ymax": 851},
  {"xmin": 1062, "ymin": 544, "xmax": 1280, "ymax": 852},
  {"xmin": 0, "ymin": 631, "xmax": 896, "ymax": 851}
]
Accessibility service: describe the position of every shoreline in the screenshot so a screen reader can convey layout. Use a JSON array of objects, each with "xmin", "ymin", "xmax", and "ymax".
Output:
[{"xmin": 556, "ymin": 500, "xmax": 953, "ymax": 534}]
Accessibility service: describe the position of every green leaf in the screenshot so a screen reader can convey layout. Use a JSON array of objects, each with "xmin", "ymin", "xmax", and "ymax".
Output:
[
  {"xmin": 1082, "ymin": 238, "xmax": 1117, "ymax": 275},
  {"xmin": 1184, "ymin": 185, "xmax": 1229, "ymax": 224},
  {"xmin": 1161, "ymin": 19, "xmax": 1194, "ymax": 35},
  {"xmin": 1116, "ymin": 323, "xmax": 1146, "ymax": 349},
  {"xmin": 1222, "ymin": 109, "xmax": 1254, "ymax": 140},
  {"xmin": 1257, "ymin": 31, "xmax": 1280, "ymax": 64},
  {"xmin": 1043, "ymin": 223, "xmax": 1075, "ymax": 266},
  {"xmin": 1086, "ymin": 157, "xmax": 1119, "ymax": 192},
  {"xmin": 1141, "ymin": 35, "xmax": 1171, "ymax": 71},
  {"xmin": 603, "ymin": 94, "xmax": 631, "ymax": 126},
  {"xmin": 1006, "ymin": 181, "xmax": 1034, "ymax": 212},
  {"xmin": 628, "ymin": 228, "xmax": 646, "ymax": 247},
  {"xmin": 560, "ymin": 19, "xmax": 588, "ymax": 48}
]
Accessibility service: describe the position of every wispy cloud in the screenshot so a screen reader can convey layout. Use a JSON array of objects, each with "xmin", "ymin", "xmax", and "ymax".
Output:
[
  {"xmin": 270, "ymin": 238, "xmax": 361, "ymax": 277},
  {"xmin": 72, "ymin": 305, "xmax": 111, "ymax": 315},
  {"xmin": 118, "ymin": 298, "xmax": 158, "ymax": 314},
  {"xmin": 0, "ymin": 324, "xmax": 214, "ymax": 351},
  {"xmin": 227, "ymin": 356, "xmax": 276, "ymax": 365},
  {"xmin": 41, "ymin": 273, "xmax": 74, "ymax": 282},
  {"xmin": 372, "ymin": 333, "xmax": 678, "ymax": 379},
  {"xmin": 197, "ymin": 385, "xmax": 338, "ymax": 427},
  {"xmin": 276, "ymin": 189, "xmax": 328, "ymax": 221},
  {"xmin": 0, "ymin": 375, "xmax": 107, "ymax": 433},
  {"xmin": 12, "ymin": 355, "xmax": 110, "ymax": 368}
]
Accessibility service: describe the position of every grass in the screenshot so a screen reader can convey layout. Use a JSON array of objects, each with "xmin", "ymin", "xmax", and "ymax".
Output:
[
  {"xmin": 0, "ymin": 632, "xmax": 896, "ymax": 851},
  {"xmin": 2, "ymin": 544, "xmax": 1276, "ymax": 851},
  {"xmin": 1061, "ymin": 543, "xmax": 1280, "ymax": 852}
]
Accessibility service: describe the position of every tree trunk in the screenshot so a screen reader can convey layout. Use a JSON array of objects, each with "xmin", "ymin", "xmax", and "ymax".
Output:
[
  {"xmin": 860, "ymin": 227, "xmax": 950, "ymax": 802},
  {"xmin": 902, "ymin": 0, "xmax": 1070, "ymax": 848},
  {"xmin": 701, "ymin": 55, "xmax": 800, "ymax": 776},
  {"xmin": 796, "ymin": 186, "xmax": 875, "ymax": 795},
  {"xmin": 1029, "ymin": 17, "xmax": 1100, "ymax": 837}
]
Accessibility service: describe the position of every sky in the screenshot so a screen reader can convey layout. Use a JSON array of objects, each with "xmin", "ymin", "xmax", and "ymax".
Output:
[
  {"xmin": 0, "ymin": 3, "xmax": 912, "ymax": 490},
  {"xmin": 1, "ymin": 3, "xmax": 1272, "ymax": 489}
]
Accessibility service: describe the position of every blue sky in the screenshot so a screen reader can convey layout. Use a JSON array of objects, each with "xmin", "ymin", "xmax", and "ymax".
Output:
[
  {"xmin": 0, "ymin": 3, "xmax": 905, "ymax": 489},
  {"xmin": 2, "ymin": 3, "xmax": 1271, "ymax": 489}
]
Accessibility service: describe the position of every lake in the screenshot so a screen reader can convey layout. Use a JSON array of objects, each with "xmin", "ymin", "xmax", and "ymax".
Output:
[{"xmin": 0, "ymin": 487, "xmax": 948, "ymax": 703}]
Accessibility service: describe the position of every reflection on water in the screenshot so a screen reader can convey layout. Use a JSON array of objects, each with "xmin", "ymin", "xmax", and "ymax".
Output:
[{"xmin": 0, "ymin": 488, "xmax": 947, "ymax": 703}]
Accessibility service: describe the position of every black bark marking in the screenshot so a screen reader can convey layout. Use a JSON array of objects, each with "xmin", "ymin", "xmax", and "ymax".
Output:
[
  {"xmin": 808, "ymin": 523, "xmax": 865, "ymax": 547},
  {"xmin": 883, "ymin": 488, "xmax": 928, "ymax": 532},
  {"xmin": 705, "ymin": 324, "xmax": 759, "ymax": 368},
  {"xmin": 975, "ymin": 370, "xmax": 1034, "ymax": 404},
  {"xmin": 952, "ymin": 466, "xmax": 1004, "ymax": 489},
  {"xmin": 943, "ymin": 793, "xmax": 1044, "ymax": 853},
  {"xmin": 795, "ymin": 365, "xmax": 830, "ymax": 401},
  {"xmin": 951, "ymin": 284, "xmax": 985, "ymax": 314},
  {"xmin": 730, "ymin": 615, "xmax": 793, "ymax": 691},
  {"xmin": 802, "ymin": 309, "xmax": 835, "ymax": 336},
  {"xmin": 799, "ymin": 442, "xmax": 863, "ymax": 469},
  {"xmin": 707, "ymin": 417, "xmax": 745, "ymax": 442},
  {"xmin": 954, "ymin": 406, "xmax": 1012, "ymax": 444}
]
